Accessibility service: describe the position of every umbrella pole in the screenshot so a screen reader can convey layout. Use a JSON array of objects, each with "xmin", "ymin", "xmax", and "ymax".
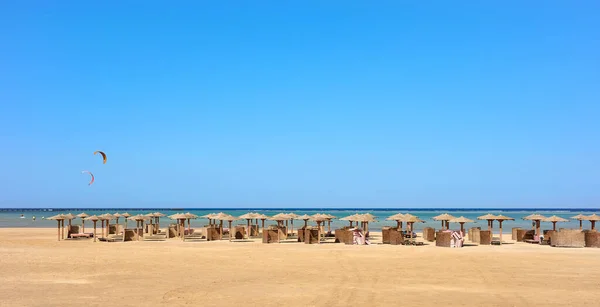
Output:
[
  {"xmin": 460, "ymin": 222, "xmax": 464, "ymax": 234},
  {"xmin": 553, "ymin": 221, "xmax": 556, "ymax": 231},
  {"xmin": 499, "ymin": 221, "xmax": 503, "ymax": 245},
  {"xmin": 579, "ymin": 220, "xmax": 582, "ymax": 230},
  {"xmin": 327, "ymin": 220, "xmax": 331, "ymax": 233},
  {"xmin": 441, "ymin": 221, "xmax": 444, "ymax": 230},
  {"xmin": 291, "ymin": 220, "xmax": 294, "ymax": 235},
  {"xmin": 56, "ymin": 221, "xmax": 60, "ymax": 241},
  {"xmin": 247, "ymin": 220, "xmax": 250, "ymax": 239},
  {"xmin": 261, "ymin": 219, "xmax": 265, "ymax": 233},
  {"xmin": 93, "ymin": 221, "xmax": 97, "ymax": 242},
  {"xmin": 228, "ymin": 221, "xmax": 232, "ymax": 241},
  {"xmin": 591, "ymin": 221, "xmax": 596, "ymax": 231},
  {"xmin": 536, "ymin": 220, "xmax": 541, "ymax": 237},
  {"xmin": 82, "ymin": 220, "xmax": 85, "ymax": 233}
]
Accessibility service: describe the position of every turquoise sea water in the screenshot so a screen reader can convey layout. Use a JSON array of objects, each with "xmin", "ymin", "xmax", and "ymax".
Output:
[{"xmin": 1, "ymin": 208, "xmax": 597, "ymax": 233}]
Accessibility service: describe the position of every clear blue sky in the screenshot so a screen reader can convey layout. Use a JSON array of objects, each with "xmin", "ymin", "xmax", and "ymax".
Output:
[{"xmin": 1, "ymin": 2, "xmax": 599, "ymax": 208}]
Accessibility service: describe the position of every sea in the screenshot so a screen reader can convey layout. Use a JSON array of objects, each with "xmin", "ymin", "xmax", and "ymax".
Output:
[{"xmin": 1, "ymin": 208, "xmax": 597, "ymax": 233}]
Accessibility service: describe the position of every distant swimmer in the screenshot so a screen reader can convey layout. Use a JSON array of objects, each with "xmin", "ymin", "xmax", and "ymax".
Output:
[
  {"xmin": 32, "ymin": 216, "xmax": 36, "ymax": 221},
  {"xmin": 42, "ymin": 216, "xmax": 45, "ymax": 220},
  {"xmin": 20, "ymin": 214, "xmax": 25, "ymax": 219}
]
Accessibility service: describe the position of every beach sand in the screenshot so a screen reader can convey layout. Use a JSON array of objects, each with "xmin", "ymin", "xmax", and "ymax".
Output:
[{"xmin": 1, "ymin": 228, "xmax": 599, "ymax": 307}]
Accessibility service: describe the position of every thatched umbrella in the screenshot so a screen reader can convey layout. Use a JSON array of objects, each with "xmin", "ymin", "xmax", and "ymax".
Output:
[
  {"xmin": 201, "ymin": 213, "xmax": 217, "ymax": 225},
  {"xmin": 77, "ymin": 213, "xmax": 89, "ymax": 232},
  {"xmin": 128, "ymin": 214, "xmax": 151, "ymax": 240},
  {"xmin": 239, "ymin": 212, "xmax": 261, "ymax": 238},
  {"xmin": 254, "ymin": 213, "xmax": 268, "ymax": 233},
  {"xmin": 270, "ymin": 213, "xmax": 290, "ymax": 227},
  {"xmin": 219, "ymin": 214, "xmax": 238, "ymax": 241},
  {"xmin": 433, "ymin": 213, "xmax": 456, "ymax": 230},
  {"xmin": 47, "ymin": 214, "xmax": 66, "ymax": 241},
  {"xmin": 448, "ymin": 216, "xmax": 474, "ymax": 234},
  {"xmin": 152, "ymin": 212, "xmax": 166, "ymax": 227},
  {"xmin": 112, "ymin": 212, "xmax": 122, "ymax": 224},
  {"xmin": 84, "ymin": 215, "xmax": 99, "ymax": 242},
  {"xmin": 184, "ymin": 212, "xmax": 199, "ymax": 234},
  {"xmin": 570, "ymin": 214, "xmax": 587, "ymax": 230},
  {"xmin": 386, "ymin": 213, "xmax": 406, "ymax": 229},
  {"xmin": 544, "ymin": 215, "xmax": 569, "ymax": 231},
  {"xmin": 583, "ymin": 214, "xmax": 600, "ymax": 231},
  {"xmin": 310, "ymin": 213, "xmax": 330, "ymax": 229},
  {"xmin": 297, "ymin": 214, "xmax": 312, "ymax": 228},
  {"xmin": 477, "ymin": 214, "xmax": 498, "ymax": 233},
  {"xmin": 121, "ymin": 212, "xmax": 131, "ymax": 228},
  {"xmin": 98, "ymin": 214, "xmax": 115, "ymax": 238},
  {"xmin": 340, "ymin": 214, "xmax": 361, "ymax": 227},
  {"xmin": 399, "ymin": 215, "xmax": 424, "ymax": 241},
  {"xmin": 494, "ymin": 215, "xmax": 515, "ymax": 244},
  {"xmin": 353, "ymin": 214, "xmax": 377, "ymax": 233},
  {"xmin": 523, "ymin": 214, "xmax": 547, "ymax": 237},
  {"xmin": 323, "ymin": 214, "xmax": 336, "ymax": 233}
]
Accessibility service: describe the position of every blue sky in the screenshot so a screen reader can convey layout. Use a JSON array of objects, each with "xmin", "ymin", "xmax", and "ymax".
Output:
[{"xmin": 1, "ymin": 2, "xmax": 599, "ymax": 208}]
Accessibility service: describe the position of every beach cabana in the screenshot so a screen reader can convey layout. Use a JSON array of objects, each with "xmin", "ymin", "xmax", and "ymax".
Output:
[
  {"xmin": 98, "ymin": 214, "xmax": 115, "ymax": 238},
  {"xmin": 543, "ymin": 215, "xmax": 569, "ymax": 231},
  {"xmin": 523, "ymin": 214, "xmax": 547, "ymax": 238},
  {"xmin": 84, "ymin": 215, "xmax": 100, "ymax": 242},
  {"xmin": 168, "ymin": 213, "xmax": 188, "ymax": 239},
  {"xmin": 433, "ymin": 213, "xmax": 456, "ymax": 230},
  {"xmin": 494, "ymin": 215, "xmax": 515, "ymax": 244},
  {"xmin": 47, "ymin": 214, "xmax": 66, "ymax": 241},
  {"xmin": 128, "ymin": 214, "xmax": 150, "ymax": 241},
  {"xmin": 77, "ymin": 213, "xmax": 89, "ymax": 232},
  {"xmin": 239, "ymin": 213, "xmax": 261, "ymax": 237},
  {"xmin": 448, "ymin": 216, "xmax": 474, "ymax": 234},
  {"xmin": 570, "ymin": 214, "xmax": 586, "ymax": 230},
  {"xmin": 583, "ymin": 214, "xmax": 600, "ymax": 231}
]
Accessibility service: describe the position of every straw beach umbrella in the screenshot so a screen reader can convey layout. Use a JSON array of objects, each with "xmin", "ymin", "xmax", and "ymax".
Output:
[
  {"xmin": 570, "ymin": 214, "xmax": 586, "ymax": 230},
  {"xmin": 47, "ymin": 214, "xmax": 66, "ymax": 241},
  {"xmin": 98, "ymin": 214, "xmax": 115, "ymax": 238},
  {"xmin": 386, "ymin": 213, "xmax": 406, "ymax": 229},
  {"xmin": 239, "ymin": 212, "xmax": 260, "ymax": 238},
  {"xmin": 544, "ymin": 215, "xmax": 569, "ymax": 231},
  {"xmin": 84, "ymin": 215, "xmax": 99, "ymax": 242},
  {"xmin": 477, "ymin": 214, "xmax": 498, "ymax": 233},
  {"xmin": 340, "ymin": 214, "xmax": 361, "ymax": 227},
  {"xmin": 168, "ymin": 213, "xmax": 187, "ymax": 239},
  {"xmin": 523, "ymin": 214, "xmax": 547, "ymax": 237},
  {"xmin": 218, "ymin": 214, "xmax": 238, "ymax": 241},
  {"xmin": 297, "ymin": 214, "xmax": 312, "ymax": 228},
  {"xmin": 77, "ymin": 213, "xmax": 89, "ymax": 232},
  {"xmin": 433, "ymin": 213, "xmax": 456, "ymax": 230},
  {"xmin": 583, "ymin": 214, "xmax": 600, "ymax": 231},
  {"xmin": 121, "ymin": 212, "xmax": 131, "ymax": 228},
  {"xmin": 400, "ymin": 215, "xmax": 424, "ymax": 241},
  {"xmin": 494, "ymin": 215, "xmax": 515, "ymax": 244},
  {"xmin": 113, "ymin": 213, "xmax": 122, "ymax": 224},
  {"xmin": 184, "ymin": 212, "xmax": 199, "ymax": 234},
  {"xmin": 128, "ymin": 214, "xmax": 150, "ymax": 241},
  {"xmin": 353, "ymin": 214, "xmax": 376, "ymax": 233},
  {"xmin": 448, "ymin": 216, "xmax": 474, "ymax": 234}
]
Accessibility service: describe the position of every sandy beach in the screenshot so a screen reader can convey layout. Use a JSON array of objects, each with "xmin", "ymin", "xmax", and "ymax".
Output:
[{"xmin": 1, "ymin": 228, "xmax": 599, "ymax": 307}]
